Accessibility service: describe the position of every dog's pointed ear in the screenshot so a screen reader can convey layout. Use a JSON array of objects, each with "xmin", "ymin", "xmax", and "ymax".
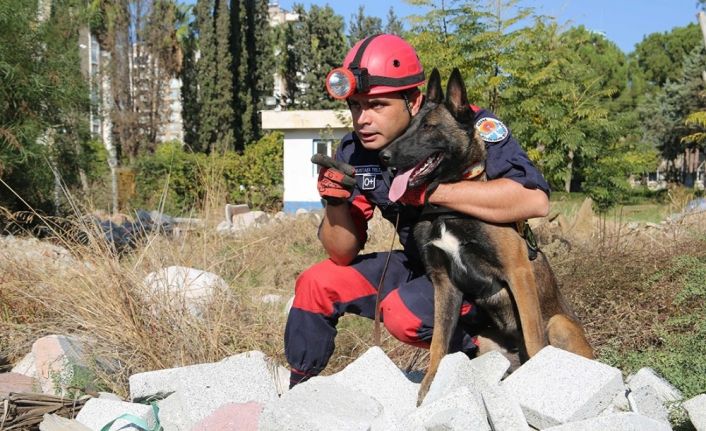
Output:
[
  {"xmin": 426, "ymin": 68, "xmax": 443, "ymax": 104},
  {"xmin": 445, "ymin": 68, "xmax": 472, "ymax": 122}
]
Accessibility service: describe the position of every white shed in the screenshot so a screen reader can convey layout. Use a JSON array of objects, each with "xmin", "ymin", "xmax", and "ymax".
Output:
[{"xmin": 261, "ymin": 110, "xmax": 352, "ymax": 213}]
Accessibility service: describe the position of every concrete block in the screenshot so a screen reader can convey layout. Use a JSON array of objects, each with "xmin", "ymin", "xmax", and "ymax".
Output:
[
  {"xmin": 39, "ymin": 413, "xmax": 92, "ymax": 431},
  {"xmin": 258, "ymin": 377, "xmax": 384, "ymax": 430},
  {"xmin": 502, "ymin": 346, "xmax": 624, "ymax": 429},
  {"xmin": 31, "ymin": 335, "xmax": 88, "ymax": 395},
  {"xmin": 542, "ymin": 412, "xmax": 672, "ymax": 431},
  {"xmin": 75, "ymin": 398, "xmax": 156, "ymax": 431},
  {"xmin": 469, "ymin": 350, "xmax": 511, "ymax": 385},
  {"xmin": 331, "ymin": 347, "xmax": 418, "ymax": 422},
  {"xmin": 683, "ymin": 393, "xmax": 706, "ymax": 431},
  {"xmin": 626, "ymin": 368, "xmax": 683, "ymax": 404},
  {"xmin": 190, "ymin": 401, "xmax": 263, "ymax": 431},
  {"xmin": 481, "ymin": 384, "xmax": 530, "ymax": 431},
  {"xmin": 0, "ymin": 372, "xmax": 39, "ymax": 397},
  {"xmin": 422, "ymin": 352, "xmax": 486, "ymax": 407},
  {"xmin": 143, "ymin": 266, "xmax": 228, "ymax": 318},
  {"xmin": 149, "ymin": 351, "xmax": 278, "ymax": 430},
  {"xmin": 627, "ymin": 384, "xmax": 670, "ymax": 424},
  {"xmin": 402, "ymin": 385, "xmax": 489, "ymax": 431},
  {"xmin": 11, "ymin": 352, "xmax": 37, "ymax": 377}
]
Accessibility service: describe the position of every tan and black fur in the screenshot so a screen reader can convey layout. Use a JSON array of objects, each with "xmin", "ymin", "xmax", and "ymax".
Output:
[{"xmin": 379, "ymin": 68, "xmax": 594, "ymax": 405}]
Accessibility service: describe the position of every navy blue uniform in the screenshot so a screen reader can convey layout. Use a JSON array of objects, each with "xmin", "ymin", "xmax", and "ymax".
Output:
[{"xmin": 284, "ymin": 106, "xmax": 549, "ymax": 384}]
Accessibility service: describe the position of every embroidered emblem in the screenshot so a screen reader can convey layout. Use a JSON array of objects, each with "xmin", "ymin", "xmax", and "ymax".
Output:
[
  {"xmin": 475, "ymin": 117, "xmax": 508, "ymax": 143},
  {"xmin": 361, "ymin": 174, "xmax": 376, "ymax": 190}
]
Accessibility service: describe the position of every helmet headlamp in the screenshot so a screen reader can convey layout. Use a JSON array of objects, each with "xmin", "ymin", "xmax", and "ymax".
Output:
[{"xmin": 326, "ymin": 67, "xmax": 370, "ymax": 100}]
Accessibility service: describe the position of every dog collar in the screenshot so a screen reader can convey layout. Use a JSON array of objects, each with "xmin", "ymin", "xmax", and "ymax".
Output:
[{"xmin": 462, "ymin": 162, "xmax": 485, "ymax": 180}]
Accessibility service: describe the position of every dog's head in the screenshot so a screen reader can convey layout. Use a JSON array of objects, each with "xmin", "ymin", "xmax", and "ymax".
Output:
[{"xmin": 380, "ymin": 68, "xmax": 486, "ymax": 201}]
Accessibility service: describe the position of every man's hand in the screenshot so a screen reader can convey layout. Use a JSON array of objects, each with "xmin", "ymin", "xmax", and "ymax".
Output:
[
  {"xmin": 312, "ymin": 154, "xmax": 356, "ymax": 206},
  {"xmin": 398, "ymin": 182, "xmax": 439, "ymax": 206}
]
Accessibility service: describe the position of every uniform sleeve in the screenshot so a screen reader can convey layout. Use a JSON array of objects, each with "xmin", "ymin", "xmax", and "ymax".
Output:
[
  {"xmin": 477, "ymin": 111, "xmax": 551, "ymax": 196},
  {"xmin": 334, "ymin": 138, "xmax": 375, "ymax": 247}
]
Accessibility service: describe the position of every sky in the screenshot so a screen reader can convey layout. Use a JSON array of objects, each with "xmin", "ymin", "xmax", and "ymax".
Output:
[{"xmin": 273, "ymin": 0, "xmax": 704, "ymax": 53}]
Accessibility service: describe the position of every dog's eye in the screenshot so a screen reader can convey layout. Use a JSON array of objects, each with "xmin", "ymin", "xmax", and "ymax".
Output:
[{"xmin": 422, "ymin": 123, "xmax": 435, "ymax": 130}]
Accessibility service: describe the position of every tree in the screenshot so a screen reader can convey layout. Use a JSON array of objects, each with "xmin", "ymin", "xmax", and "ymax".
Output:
[
  {"xmin": 0, "ymin": 0, "xmax": 91, "ymax": 211},
  {"xmin": 348, "ymin": 5, "xmax": 382, "ymax": 46},
  {"xmin": 384, "ymin": 7, "xmax": 404, "ymax": 36},
  {"xmin": 632, "ymin": 24, "xmax": 701, "ymax": 88},
  {"xmin": 279, "ymin": 4, "xmax": 346, "ymax": 110}
]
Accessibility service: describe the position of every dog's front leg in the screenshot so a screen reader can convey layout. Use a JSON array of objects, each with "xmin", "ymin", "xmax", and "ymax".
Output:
[{"xmin": 418, "ymin": 268, "xmax": 463, "ymax": 406}]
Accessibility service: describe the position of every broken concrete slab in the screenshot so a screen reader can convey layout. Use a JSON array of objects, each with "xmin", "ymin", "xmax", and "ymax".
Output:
[
  {"xmin": 39, "ymin": 413, "xmax": 92, "ymax": 431},
  {"xmin": 542, "ymin": 412, "xmax": 672, "ymax": 431},
  {"xmin": 502, "ymin": 346, "xmax": 624, "ymax": 429},
  {"xmin": 13, "ymin": 335, "xmax": 89, "ymax": 395},
  {"xmin": 331, "ymin": 347, "xmax": 418, "ymax": 423},
  {"xmin": 627, "ymin": 384, "xmax": 670, "ymax": 424},
  {"xmin": 469, "ymin": 350, "xmax": 511, "ymax": 385},
  {"xmin": 481, "ymin": 383, "xmax": 530, "ymax": 431},
  {"xmin": 402, "ymin": 385, "xmax": 489, "ymax": 431},
  {"xmin": 75, "ymin": 398, "xmax": 156, "ymax": 431},
  {"xmin": 683, "ymin": 393, "xmax": 706, "ymax": 431},
  {"xmin": 0, "ymin": 372, "xmax": 39, "ymax": 397},
  {"xmin": 258, "ymin": 377, "xmax": 385, "ymax": 430},
  {"xmin": 143, "ymin": 266, "xmax": 229, "ymax": 318},
  {"xmin": 421, "ymin": 352, "xmax": 486, "ymax": 407},
  {"xmin": 190, "ymin": 401, "xmax": 263, "ymax": 431},
  {"xmin": 626, "ymin": 367, "xmax": 683, "ymax": 405},
  {"xmin": 148, "ymin": 351, "xmax": 278, "ymax": 430}
]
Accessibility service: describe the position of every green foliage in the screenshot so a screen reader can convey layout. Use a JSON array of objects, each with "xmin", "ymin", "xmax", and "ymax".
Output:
[
  {"xmin": 131, "ymin": 133, "xmax": 284, "ymax": 214},
  {"xmin": 348, "ymin": 5, "xmax": 382, "ymax": 46},
  {"xmin": 0, "ymin": 0, "xmax": 91, "ymax": 211},
  {"xmin": 633, "ymin": 23, "xmax": 701, "ymax": 87}
]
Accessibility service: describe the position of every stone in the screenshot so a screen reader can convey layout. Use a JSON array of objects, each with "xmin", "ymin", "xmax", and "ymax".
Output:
[
  {"xmin": 225, "ymin": 204, "xmax": 250, "ymax": 223},
  {"xmin": 190, "ymin": 401, "xmax": 263, "ymax": 431},
  {"xmin": 468, "ymin": 350, "xmax": 511, "ymax": 385},
  {"xmin": 541, "ymin": 412, "xmax": 672, "ymax": 431},
  {"xmin": 422, "ymin": 352, "xmax": 487, "ymax": 407},
  {"xmin": 402, "ymin": 385, "xmax": 489, "ymax": 431},
  {"xmin": 23, "ymin": 335, "xmax": 88, "ymax": 395},
  {"xmin": 232, "ymin": 211, "xmax": 269, "ymax": 230},
  {"xmin": 147, "ymin": 351, "xmax": 278, "ymax": 430},
  {"xmin": 143, "ymin": 266, "xmax": 228, "ymax": 317},
  {"xmin": 683, "ymin": 393, "xmax": 706, "ymax": 431},
  {"xmin": 626, "ymin": 367, "xmax": 683, "ymax": 404},
  {"xmin": 571, "ymin": 197, "xmax": 595, "ymax": 241},
  {"xmin": 39, "ymin": 413, "xmax": 92, "ymax": 431},
  {"xmin": 627, "ymin": 384, "xmax": 670, "ymax": 424},
  {"xmin": 260, "ymin": 294, "xmax": 283, "ymax": 304},
  {"xmin": 481, "ymin": 383, "xmax": 530, "ymax": 431},
  {"xmin": 502, "ymin": 346, "xmax": 624, "ymax": 429},
  {"xmin": 258, "ymin": 377, "xmax": 384, "ymax": 431},
  {"xmin": 331, "ymin": 347, "xmax": 418, "ymax": 426},
  {"xmin": 0, "ymin": 372, "xmax": 39, "ymax": 397},
  {"xmin": 75, "ymin": 398, "xmax": 156, "ymax": 431}
]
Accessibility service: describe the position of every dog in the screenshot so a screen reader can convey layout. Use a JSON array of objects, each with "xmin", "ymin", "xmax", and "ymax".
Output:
[{"xmin": 379, "ymin": 68, "xmax": 594, "ymax": 405}]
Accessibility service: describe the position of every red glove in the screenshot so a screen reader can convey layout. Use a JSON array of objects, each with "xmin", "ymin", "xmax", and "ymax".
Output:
[
  {"xmin": 311, "ymin": 153, "xmax": 356, "ymax": 206},
  {"xmin": 398, "ymin": 181, "xmax": 439, "ymax": 206}
]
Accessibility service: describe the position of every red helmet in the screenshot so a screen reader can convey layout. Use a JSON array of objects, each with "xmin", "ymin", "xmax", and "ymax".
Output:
[{"xmin": 326, "ymin": 34, "xmax": 425, "ymax": 99}]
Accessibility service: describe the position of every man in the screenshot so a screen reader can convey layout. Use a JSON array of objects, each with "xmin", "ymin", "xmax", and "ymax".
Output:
[{"xmin": 285, "ymin": 34, "xmax": 550, "ymax": 388}]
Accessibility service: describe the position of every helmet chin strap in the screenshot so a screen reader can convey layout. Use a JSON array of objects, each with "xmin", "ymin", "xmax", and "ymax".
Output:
[{"xmin": 401, "ymin": 92, "xmax": 413, "ymax": 117}]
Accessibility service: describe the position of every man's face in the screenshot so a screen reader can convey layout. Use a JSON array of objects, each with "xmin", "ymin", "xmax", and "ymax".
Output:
[{"xmin": 348, "ymin": 91, "xmax": 421, "ymax": 151}]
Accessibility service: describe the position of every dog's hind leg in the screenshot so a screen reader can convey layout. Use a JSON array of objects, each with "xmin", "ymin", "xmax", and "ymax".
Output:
[
  {"xmin": 546, "ymin": 314, "xmax": 595, "ymax": 359},
  {"xmin": 418, "ymin": 268, "xmax": 463, "ymax": 406}
]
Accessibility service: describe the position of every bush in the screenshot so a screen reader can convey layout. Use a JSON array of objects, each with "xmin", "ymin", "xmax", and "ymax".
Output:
[{"xmin": 130, "ymin": 133, "xmax": 284, "ymax": 215}]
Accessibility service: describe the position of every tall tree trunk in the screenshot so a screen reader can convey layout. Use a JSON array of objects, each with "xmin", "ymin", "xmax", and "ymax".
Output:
[{"xmin": 564, "ymin": 150, "xmax": 574, "ymax": 192}]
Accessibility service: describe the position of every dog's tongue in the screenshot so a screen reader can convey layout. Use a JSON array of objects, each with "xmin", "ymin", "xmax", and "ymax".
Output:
[{"xmin": 389, "ymin": 168, "xmax": 415, "ymax": 202}]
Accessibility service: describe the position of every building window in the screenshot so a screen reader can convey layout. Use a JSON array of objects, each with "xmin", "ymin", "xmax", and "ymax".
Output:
[{"xmin": 312, "ymin": 139, "xmax": 334, "ymax": 176}]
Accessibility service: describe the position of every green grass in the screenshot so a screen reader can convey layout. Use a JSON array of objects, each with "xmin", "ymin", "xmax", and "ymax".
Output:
[{"xmin": 550, "ymin": 191, "xmax": 670, "ymax": 223}]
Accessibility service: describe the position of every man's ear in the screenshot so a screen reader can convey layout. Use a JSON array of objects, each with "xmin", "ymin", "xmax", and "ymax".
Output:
[
  {"xmin": 409, "ymin": 88, "xmax": 424, "ymax": 116},
  {"xmin": 426, "ymin": 68, "xmax": 443, "ymax": 104},
  {"xmin": 445, "ymin": 68, "xmax": 472, "ymax": 122}
]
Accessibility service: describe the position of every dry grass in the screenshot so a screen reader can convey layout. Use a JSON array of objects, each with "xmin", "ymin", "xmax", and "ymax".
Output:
[{"xmin": 1, "ymin": 203, "xmax": 705, "ymax": 400}]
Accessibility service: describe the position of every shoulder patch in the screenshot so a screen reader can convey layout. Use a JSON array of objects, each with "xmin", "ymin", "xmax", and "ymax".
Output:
[{"xmin": 475, "ymin": 117, "xmax": 508, "ymax": 143}]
